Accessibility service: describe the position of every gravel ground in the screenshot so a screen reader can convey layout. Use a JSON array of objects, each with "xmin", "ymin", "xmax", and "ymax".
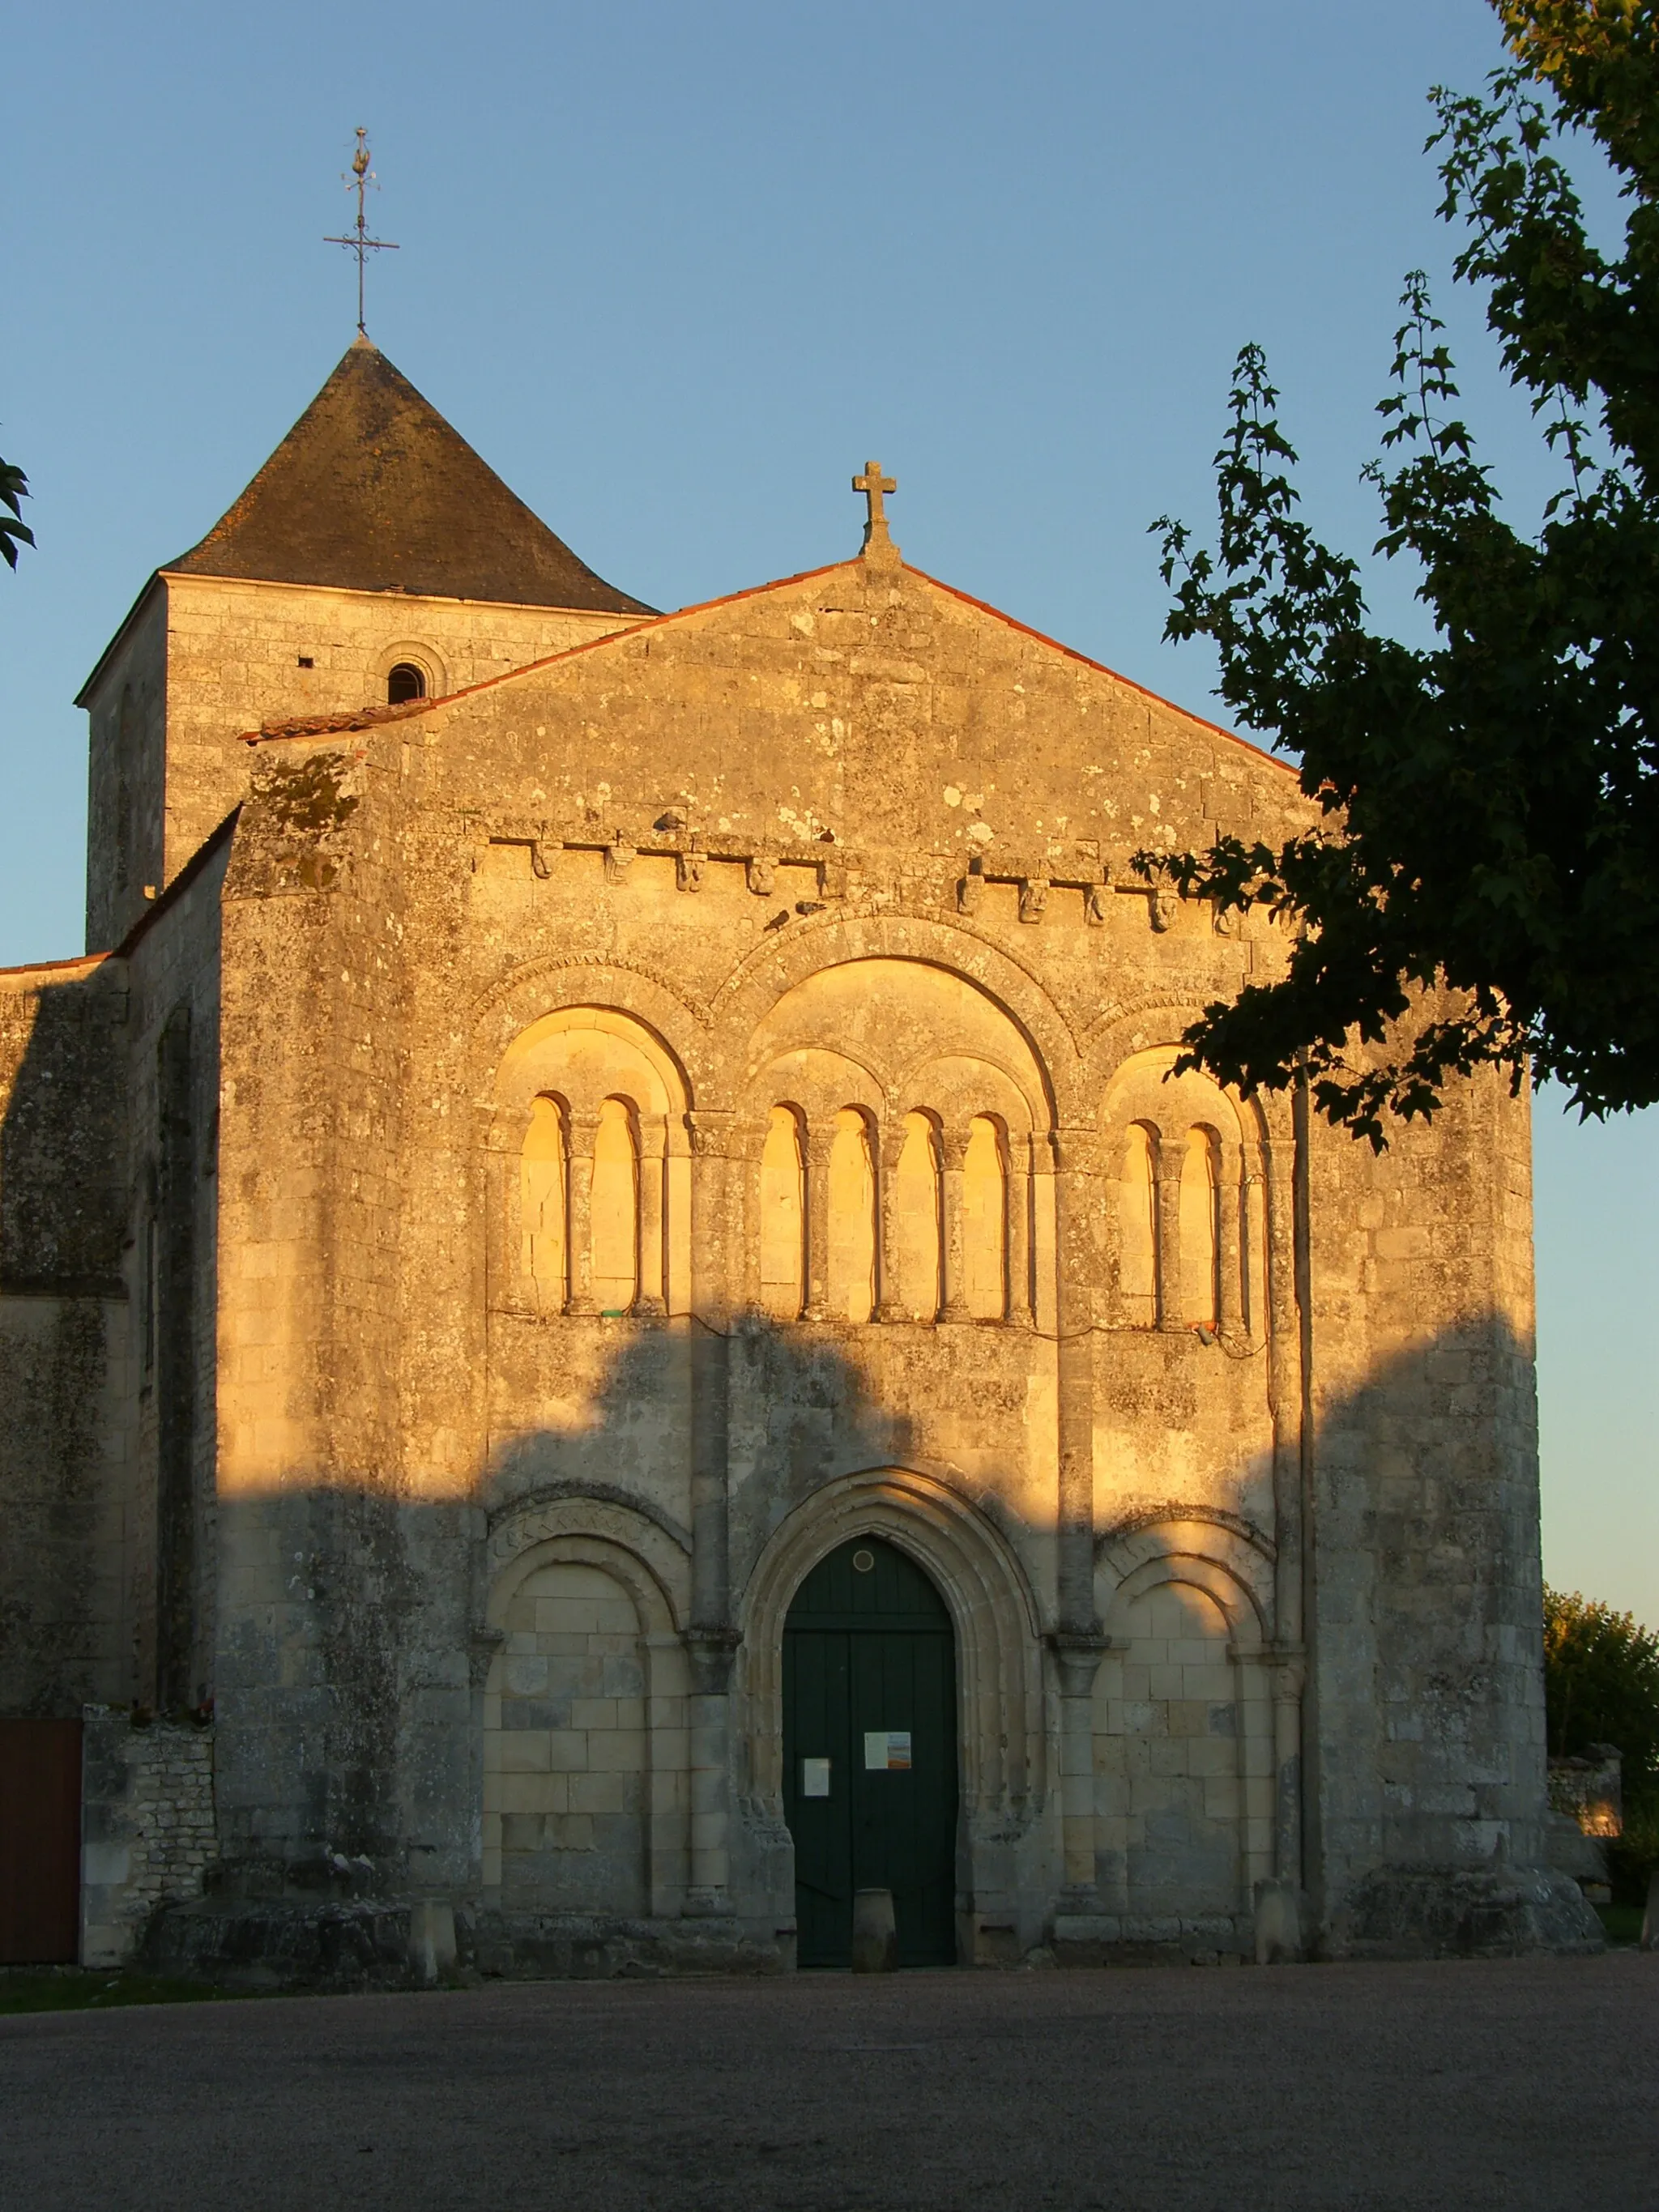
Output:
[{"xmin": 2, "ymin": 1954, "xmax": 1654, "ymax": 2211}]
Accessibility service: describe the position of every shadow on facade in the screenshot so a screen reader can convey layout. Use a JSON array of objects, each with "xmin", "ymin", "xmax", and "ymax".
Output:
[
  {"xmin": 0, "ymin": 964, "xmax": 128, "ymax": 1720},
  {"xmin": 121, "ymin": 1299, "xmax": 1606, "ymax": 1985}
]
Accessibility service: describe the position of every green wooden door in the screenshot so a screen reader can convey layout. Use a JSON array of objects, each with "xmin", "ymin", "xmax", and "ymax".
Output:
[{"xmin": 783, "ymin": 1536, "xmax": 958, "ymax": 1967}]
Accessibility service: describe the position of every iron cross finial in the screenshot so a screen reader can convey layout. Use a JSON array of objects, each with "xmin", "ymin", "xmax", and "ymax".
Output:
[{"xmin": 325, "ymin": 126, "xmax": 399, "ymax": 338}]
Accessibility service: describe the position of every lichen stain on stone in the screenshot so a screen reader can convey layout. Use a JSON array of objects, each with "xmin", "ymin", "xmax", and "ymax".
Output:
[{"xmin": 252, "ymin": 751, "xmax": 362, "ymax": 838}]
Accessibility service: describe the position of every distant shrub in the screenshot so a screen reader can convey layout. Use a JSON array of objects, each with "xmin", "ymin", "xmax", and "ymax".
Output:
[
  {"xmin": 1605, "ymin": 1805, "xmax": 1659, "ymax": 1910},
  {"xmin": 1545, "ymin": 1586, "xmax": 1659, "ymax": 1823}
]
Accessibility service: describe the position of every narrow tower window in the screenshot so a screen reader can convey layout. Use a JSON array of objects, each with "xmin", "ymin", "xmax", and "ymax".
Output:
[{"xmin": 387, "ymin": 662, "xmax": 426, "ymax": 705}]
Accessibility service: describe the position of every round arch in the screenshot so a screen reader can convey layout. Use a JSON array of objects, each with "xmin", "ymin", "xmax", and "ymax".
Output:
[
  {"xmin": 713, "ymin": 914, "xmax": 1079, "ymax": 1125},
  {"xmin": 737, "ymin": 1465, "xmax": 1046, "ymax": 1823},
  {"xmin": 1097, "ymin": 1511, "xmax": 1276, "ymax": 1644},
  {"xmin": 470, "ymin": 961, "xmax": 709, "ymax": 1106},
  {"xmin": 485, "ymin": 1490, "xmax": 693, "ymax": 1628}
]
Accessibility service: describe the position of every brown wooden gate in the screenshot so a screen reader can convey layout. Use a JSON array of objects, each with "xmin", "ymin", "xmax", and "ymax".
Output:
[{"xmin": 0, "ymin": 1718, "xmax": 83, "ymax": 1963}]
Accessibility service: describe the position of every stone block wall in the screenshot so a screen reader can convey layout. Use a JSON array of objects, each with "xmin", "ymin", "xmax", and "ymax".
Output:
[
  {"xmin": 80, "ymin": 572, "xmax": 640, "ymax": 945},
  {"xmin": 0, "ymin": 954, "xmax": 133, "ymax": 1716},
  {"xmin": 81, "ymin": 1705, "xmax": 215, "ymax": 1966}
]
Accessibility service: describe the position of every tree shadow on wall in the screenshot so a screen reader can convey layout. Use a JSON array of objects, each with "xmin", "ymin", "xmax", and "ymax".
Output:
[
  {"xmin": 135, "ymin": 1296, "xmax": 1611, "ymax": 1972},
  {"xmin": 482, "ymin": 1309, "xmax": 932, "ymax": 1574}
]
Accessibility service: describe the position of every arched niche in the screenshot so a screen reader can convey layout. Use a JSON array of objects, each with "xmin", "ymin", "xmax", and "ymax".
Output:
[
  {"xmin": 757, "ymin": 1104, "xmax": 807, "ymax": 1320},
  {"xmin": 1100, "ymin": 1046, "xmax": 1269, "ymax": 1339},
  {"xmin": 488, "ymin": 1007, "xmax": 691, "ymax": 1319},
  {"xmin": 742, "ymin": 962, "xmax": 1051, "ymax": 1331},
  {"xmin": 483, "ymin": 1515, "xmax": 691, "ymax": 1919},
  {"xmin": 1092, "ymin": 1519, "xmax": 1277, "ymax": 1923},
  {"xmin": 744, "ymin": 958, "xmax": 1050, "ymax": 1131}
]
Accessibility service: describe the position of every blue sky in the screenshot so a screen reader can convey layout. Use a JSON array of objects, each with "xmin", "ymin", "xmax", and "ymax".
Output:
[{"xmin": 3, "ymin": 0, "xmax": 1653, "ymax": 1616}]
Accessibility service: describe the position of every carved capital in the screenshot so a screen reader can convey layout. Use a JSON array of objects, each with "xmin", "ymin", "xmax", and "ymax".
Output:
[
  {"xmin": 1047, "ymin": 1627, "xmax": 1113, "ymax": 1698},
  {"xmin": 684, "ymin": 1623, "xmax": 742, "ymax": 1694},
  {"xmin": 686, "ymin": 1110, "xmax": 736, "ymax": 1161}
]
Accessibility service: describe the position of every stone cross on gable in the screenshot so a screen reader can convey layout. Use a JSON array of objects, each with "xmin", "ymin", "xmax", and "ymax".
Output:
[{"xmin": 852, "ymin": 460, "xmax": 900, "ymax": 565}]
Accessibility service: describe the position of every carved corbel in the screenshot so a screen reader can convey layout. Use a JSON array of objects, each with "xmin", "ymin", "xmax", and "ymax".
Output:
[
  {"xmin": 676, "ymin": 846, "xmax": 706, "ymax": 892},
  {"xmin": 467, "ymin": 1624, "xmax": 506, "ymax": 1691},
  {"xmin": 1018, "ymin": 876, "xmax": 1049, "ymax": 924},
  {"xmin": 605, "ymin": 837, "xmax": 636, "ymax": 884},
  {"xmin": 747, "ymin": 854, "xmax": 776, "ymax": 897},
  {"xmin": 1150, "ymin": 882, "xmax": 1179, "ymax": 932},
  {"xmin": 957, "ymin": 858, "xmax": 985, "ymax": 914}
]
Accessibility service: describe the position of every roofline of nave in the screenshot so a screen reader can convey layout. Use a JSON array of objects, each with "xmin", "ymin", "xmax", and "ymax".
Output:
[{"xmin": 233, "ymin": 553, "xmax": 1295, "ymax": 780}]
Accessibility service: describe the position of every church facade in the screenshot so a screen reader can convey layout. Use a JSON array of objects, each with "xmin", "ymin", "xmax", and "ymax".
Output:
[{"xmin": 0, "ymin": 343, "xmax": 1597, "ymax": 1978}]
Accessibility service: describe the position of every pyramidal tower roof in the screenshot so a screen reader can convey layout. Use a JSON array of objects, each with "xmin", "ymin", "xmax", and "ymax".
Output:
[{"xmin": 168, "ymin": 338, "xmax": 653, "ymax": 615}]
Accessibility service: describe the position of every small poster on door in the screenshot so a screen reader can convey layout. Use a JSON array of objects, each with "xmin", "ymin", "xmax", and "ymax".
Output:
[
  {"xmin": 801, "ymin": 1757, "xmax": 831, "ymax": 1797},
  {"xmin": 864, "ymin": 1730, "xmax": 912, "ymax": 1771}
]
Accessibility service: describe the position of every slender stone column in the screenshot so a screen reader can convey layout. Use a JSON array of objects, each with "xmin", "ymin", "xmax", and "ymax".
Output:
[
  {"xmin": 1005, "ymin": 1132, "xmax": 1033, "ymax": 1327},
  {"xmin": 1218, "ymin": 1139, "xmax": 1244, "ymax": 1343},
  {"xmin": 1154, "ymin": 1132, "xmax": 1185, "ymax": 1331},
  {"xmin": 803, "ymin": 1123, "xmax": 833, "ymax": 1323},
  {"xmin": 730, "ymin": 1119, "xmax": 764, "ymax": 1318},
  {"xmin": 637, "ymin": 1113, "xmax": 667, "ymax": 1317},
  {"xmin": 565, "ymin": 1110, "xmax": 599, "ymax": 1315},
  {"xmin": 875, "ymin": 1120, "xmax": 906, "ymax": 1323},
  {"xmin": 1264, "ymin": 1120, "xmax": 1306, "ymax": 1893},
  {"xmin": 1051, "ymin": 1637, "xmax": 1110, "ymax": 1897},
  {"xmin": 940, "ymin": 1128, "xmax": 970, "ymax": 1321},
  {"xmin": 685, "ymin": 1109, "xmax": 736, "ymax": 1913},
  {"xmin": 1051, "ymin": 1124, "xmax": 1106, "ymax": 1907},
  {"xmin": 1240, "ymin": 1140, "xmax": 1267, "ymax": 1341}
]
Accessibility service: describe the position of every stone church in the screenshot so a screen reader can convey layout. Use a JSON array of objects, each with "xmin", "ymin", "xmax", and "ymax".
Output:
[{"xmin": 0, "ymin": 340, "xmax": 1597, "ymax": 1978}]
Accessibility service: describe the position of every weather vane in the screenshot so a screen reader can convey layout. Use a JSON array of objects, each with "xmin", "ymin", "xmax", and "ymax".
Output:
[{"xmin": 325, "ymin": 127, "xmax": 399, "ymax": 338}]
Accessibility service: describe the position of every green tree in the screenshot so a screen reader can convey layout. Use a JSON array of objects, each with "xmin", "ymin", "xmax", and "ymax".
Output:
[
  {"xmin": 1146, "ymin": 0, "xmax": 1659, "ymax": 1147},
  {"xmin": 0, "ymin": 456, "xmax": 30, "ymax": 571},
  {"xmin": 1544, "ymin": 1586, "xmax": 1659, "ymax": 1798}
]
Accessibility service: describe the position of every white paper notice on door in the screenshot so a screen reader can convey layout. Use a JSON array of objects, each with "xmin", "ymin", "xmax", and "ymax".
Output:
[
  {"xmin": 864, "ymin": 1730, "xmax": 912, "ymax": 1771},
  {"xmin": 801, "ymin": 1757, "xmax": 831, "ymax": 1797}
]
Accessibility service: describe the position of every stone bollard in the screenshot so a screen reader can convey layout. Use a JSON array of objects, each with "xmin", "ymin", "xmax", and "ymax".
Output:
[
  {"xmin": 1642, "ymin": 1870, "xmax": 1659, "ymax": 1953},
  {"xmin": 408, "ymin": 1900, "xmax": 458, "ymax": 1986},
  {"xmin": 851, "ymin": 1887, "xmax": 898, "ymax": 1973},
  {"xmin": 1253, "ymin": 1877, "xmax": 1302, "ymax": 1966}
]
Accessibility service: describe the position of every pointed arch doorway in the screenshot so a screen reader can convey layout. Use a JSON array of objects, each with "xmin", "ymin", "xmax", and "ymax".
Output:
[{"xmin": 783, "ymin": 1536, "xmax": 959, "ymax": 1967}]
